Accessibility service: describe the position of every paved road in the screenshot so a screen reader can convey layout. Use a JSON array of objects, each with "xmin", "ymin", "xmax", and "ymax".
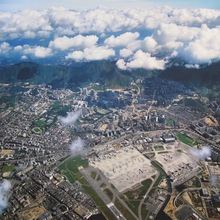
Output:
[{"xmin": 81, "ymin": 168, "xmax": 128, "ymax": 220}]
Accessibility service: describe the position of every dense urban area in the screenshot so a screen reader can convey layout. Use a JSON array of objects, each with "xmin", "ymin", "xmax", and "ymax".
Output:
[{"xmin": 1, "ymin": 77, "xmax": 220, "ymax": 220}]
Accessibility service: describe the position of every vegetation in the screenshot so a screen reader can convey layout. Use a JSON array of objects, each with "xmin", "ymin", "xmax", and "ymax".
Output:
[
  {"xmin": 145, "ymin": 153, "xmax": 155, "ymax": 159},
  {"xmin": 153, "ymin": 145, "xmax": 165, "ymax": 151},
  {"xmin": 2, "ymin": 164, "xmax": 15, "ymax": 173},
  {"xmin": 115, "ymin": 198, "xmax": 136, "ymax": 220},
  {"xmin": 158, "ymin": 151, "xmax": 169, "ymax": 154},
  {"xmin": 175, "ymin": 198, "xmax": 184, "ymax": 207},
  {"xmin": 103, "ymin": 188, "xmax": 114, "ymax": 200},
  {"xmin": 124, "ymin": 199, "xmax": 140, "ymax": 216},
  {"xmin": 0, "ymin": 95, "xmax": 16, "ymax": 108},
  {"xmin": 192, "ymin": 177, "xmax": 201, "ymax": 188},
  {"xmin": 167, "ymin": 118, "xmax": 175, "ymax": 126},
  {"xmin": 141, "ymin": 206, "xmax": 149, "ymax": 220},
  {"xmin": 176, "ymin": 133, "xmax": 204, "ymax": 147},
  {"xmin": 176, "ymin": 133, "xmax": 196, "ymax": 147},
  {"xmin": 49, "ymin": 101, "xmax": 71, "ymax": 116},
  {"xmin": 149, "ymin": 161, "xmax": 166, "ymax": 196},
  {"xmin": 122, "ymin": 179, "xmax": 153, "ymax": 217},
  {"xmin": 124, "ymin": 179, "xmax": 152, "ymax": 200},
  {"xmin": 100, "ymin": 183, "xmax": 106, "ymax": 188},
  {"xmin": 80, "ymin": 177, "xmax": 117, "ymax": 220},
  {"xmin": 58, "ymin": 156, "xmax": 88, "ymax": 183},
  {"xmin": 33, "ymin": 127, "xmax": 42, "ymax": 133},
  {"xmin": 34, "ymin": 119, "xmax": 46, "ymax": 128},
  {"xmin": 183, "ymin": 98, "xmax": 206, "ymax": 112},
  {"xmin": 90, "ymin": 171, "xmax": 97, "ymax": 179},
  {"xmin": 152, "ymin": 160, "xmax": 163, "ymax": 168},
  {"xmin": 58, "ymin": 157, "xmax": 117, "ymax": 219}
]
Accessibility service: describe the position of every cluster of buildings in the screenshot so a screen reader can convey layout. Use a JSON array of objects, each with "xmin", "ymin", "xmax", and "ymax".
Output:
[{"xmin": 0, "ymin": 77, "xmax": 220, "ymax": 219}]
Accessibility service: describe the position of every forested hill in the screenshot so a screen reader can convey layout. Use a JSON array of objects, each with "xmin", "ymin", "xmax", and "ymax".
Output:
[{"xmin": 0, "ymin": 60, "xmax": 220, "ymax": 100}]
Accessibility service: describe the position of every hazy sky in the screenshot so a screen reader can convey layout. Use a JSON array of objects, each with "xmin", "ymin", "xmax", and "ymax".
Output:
[{"xmin": 0, "ymin": 0, "xmax": 220, "ymax": 11}]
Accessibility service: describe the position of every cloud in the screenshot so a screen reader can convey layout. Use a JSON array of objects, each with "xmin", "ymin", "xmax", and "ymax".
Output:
[
  {"xmin": 117, "ymin": 50, "xmax": 166, "ymax": 70},
  {"xmin": 13, "ymin": 44, "xmax": 53, "ymax": 58},
  {"xmin": 60, "ymin": 110, "xmax": 81, "ymax": 126},
  {"xmin": 210, "ymin": 175, "xmax": 217, "ymax": 186},
  {"xmin": 180, "ymin": 25, "xmax": 220, "ymax": 63},
  {"xmin": 1, "ymin": 7, "xmax": 220, "ymax": 68},
  {"xmin": 49, "ymin": 35, "xmax": 98, "ymax": 50},
  {"xmin": 142, "ymin": 36, "xmax": 158, "ymax": 52},
  {"xmin": 0, "ymin": 10, "xmax": 52, "ymax": 41},
  {"xmin": 119, "ymin": 48, "xmax": 133, "ymax": 58},
  {"xmin": 189, "ymin": 146, "xmax": 212, "ymax": 160},
  {"xmin": 0, "ymin": 42, "xmax": 11, "ymax": 55},
  {"xmin": 0, "ymin": 180, "xmax": 11, "ymax": 215},
  {"xmin": 104, "ymin": 32, "xmax": 140, "ymax": 47},
  {"xmin": 66, "ymin": 46, "xmax": 115, "ymax": 61},
  {"xmin": 23, "ymin": 46, "xmax": 53, "ymax": 58},
  {"xmin": 69, "ymin": 138, "xmax": 87, "ymax": 155}
]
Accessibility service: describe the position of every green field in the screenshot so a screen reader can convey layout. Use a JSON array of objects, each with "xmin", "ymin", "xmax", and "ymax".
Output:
[
  {"xmin": 115, "ymin": 198, "xmax": 137, "ymax": 220},
  {"xmin": 176, "ymin": 133, "xmax": 194, "ymax": 146},
  {"xmin": 167, "ymin": 118, "xmax": 175, "ymax": 126},
  {"xmin": 33, "ymin": 127, "xmax": 42, "ymax": 133},
  {"xmin": 176, "ymin": 133, "xmax": 200, "ymax": 147},
  {"xmin": 58, "ymin": 156, "xmax": 88, "ymax": 183},
  {"xmin": 124, "ymin": 179, "xmax": 152, "ymax": 200},
  {"xmin": 2, "ymin": 164, "xmax": 15, "ymax": 173},
  {"xmin": 34, "ymin": 119, "xmax": 46, "ymax": 128},
  {"xmin": 122, "ymin": 178, "xmax": 153, "ymax": 217}
]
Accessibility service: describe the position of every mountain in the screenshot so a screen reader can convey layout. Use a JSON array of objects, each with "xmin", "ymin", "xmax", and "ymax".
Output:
[
  {"xmin": 160, "ymin": 61, "xmax": 220, "ymax": 101},
  {"xmin": 160, "ymin": 62, "xmax": 220, "ymax": 86},
  {"xmin": 0, "ymin": 60, "xmax": 220, "ymax": 101},
  {"xmin": 0, "ymin": 61, "xmax": 133, "ymax": 89}
]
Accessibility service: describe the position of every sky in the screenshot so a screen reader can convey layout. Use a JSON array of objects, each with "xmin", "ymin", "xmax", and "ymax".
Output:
[
  {"xmin": 0, "ymin": 0, "xmax": 220, "ymax": 69},
  {"xmin": 0, "ymin": 0, "xmax": 220, "ymax": 11}
]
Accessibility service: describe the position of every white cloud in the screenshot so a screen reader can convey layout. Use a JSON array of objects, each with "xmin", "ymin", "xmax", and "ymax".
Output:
[
  {"xmin": 116, "ymin": 59, "xmax": 127, "ymax": 70},
  {"xmin": 0, "ymin": 7, "xmax": 220, "ymax": 67},
  {"xmin": 119, "ymin": 48, "xmax": 133, "ymax": 58},
  {"xmin": 66, "ymin": 51, "xmax": 84, "ymax": 61},
  {"xmin": 142, "ymin": 36, "xmax": 158, "ymax": 52},
  {"xmin": 49, "ymin": 35, "xmax": 98, "ymax": 50},
  {"xmin": 66, "ymin": 46, "xmax": 115, "ymax": 61},
  {"xmin": 0, "ymin": 10, "xmax": 52, "ymax": 41},
  {"xmin": 60, "ymin": 110, "xmax": 81, "ymax": 126},
  {"xmin": 0, "ymin": 180, "xmax": 11, "ymax": 214},
  {"xmin": 69, "ymin": 138, "xmax": 87, "ymax": 156},
  {"xmin": 117, "ymin": 50, "xmax": 165, "ymax": 70},
  {"xmin": 0, "ymin": 42, "xmax": 11, "ymax": 55},
  {"xmin": 181, "ymin": 25, "xmax": 220, "ymax": 63},
  {"xmin": 189, "ymin": 146, "xmax": 212, "ymax": 160},
  {"xmin": 153, "ymin": 23, "xmax": 199, "ymax": 45},
  {"xmin": 104, "ymin": 32, "xmax": 140, "ymax": 47},
  {"xmin": 22, "ymin": 45, "xmax": 53, "ymax": 58}
]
